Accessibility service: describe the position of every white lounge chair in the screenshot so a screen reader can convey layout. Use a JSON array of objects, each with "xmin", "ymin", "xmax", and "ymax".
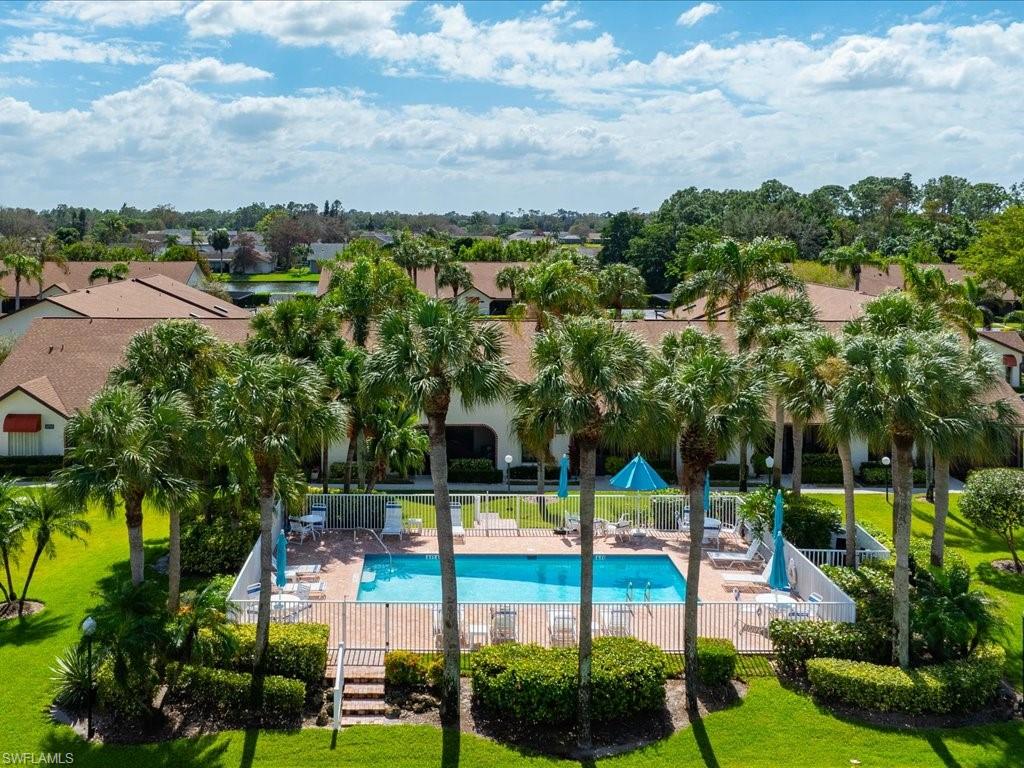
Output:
[
  {"xmin": 272, "ymin": 563, "xmax": 323, "ymax": 582},
  {"xmin": 611, "ymin": 516, "xmax": 632, "ymax": 543},
  {"xmin": 548, "ymin": 607, "xmax": 577, "ymax": 647},
  {"xmin": 381, "ymin": 502, "xmax": 405, "ymax": 539},
  {"xmin": 432, "ymin": 605, "xmax": 467, "ymax": 648},
  {"xmin": 490, "ymin": 607, "xmax": 518, "ymax": 643},
  {"xmin": 708, "ymin": 539, "xmax": 763, "ymax": 569},
  {"xmin": 564, "ymin": 514, "xmax": 580, "ymax": 533},
  {"xmin": 450, "ymin": 504, "xmax": 465, "ymax": 542},
  {"xmin": 598, "ymin": 606, "xmax": 633, "ymax": 637},
  {"xmin": 721, "ymin": 559, "xmax": 773, "ymax": 586},
  {"xmin": 277, "ymin": 579, "xmax": 326, "ymax": 598},
  {"xmin": 289, "ymin": 516, "xmax": 317, "ymax": 543}
]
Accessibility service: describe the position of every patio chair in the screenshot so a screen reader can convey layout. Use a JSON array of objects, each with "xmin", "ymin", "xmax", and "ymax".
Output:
[
  {"xmin": 787, "ymin": 592, "xmax": 823, "ymax": 621},
  {"xmin": 277, "ymin": 579, "xmax": 326, "ymax": 598},
  {"xmin": 547, "ymin": 607, "xmax": 577, "ymax": 647},
  {"xmin": 564, "ymin": 514, "xmax": 580, "ymax": 534},
  {"xmin": 598, "ymin": 606, "xmax": 633, "ymax": 637},
  {"xmin": 611, "ymin": 516, "xmax": 632, "ymax": 543},
  {"xmin": 289, "ymin": 516, "xmax": 316, "ymax": 544},
  {"xmin": 450, "ymin": 504, "xmax": 466, "ymax": 542},
  {"xmin": 721, "ymin": 558, "xmax": 773, "ymax": 586},
  {"xmin": 432, "ymin": 605, "xmax": 467, "ymax": 648},
  {"xmin": 381, "ymin": 502, "xmax": 405, "ymax": 539},
  {"xmin": 309, "ymin": 502, "xmax": 327, "ymax": 535},
  {"xmin": 273, "ymin": 563, "xmax": 323, "ymax": 582},
  {"xmin": 593, "ymin": 518, "xmax": 610, "ymax": 540},
  {"xmin": 707, "ymin": 539, "xmax": 762, "ymax": 569},
  {"xmin": 733, "ymin": 589, "xmax": 764, "ymax": 634},
  {"xmin": 490, "ymin": 606, "xmax": 518, "ymax": 643}
]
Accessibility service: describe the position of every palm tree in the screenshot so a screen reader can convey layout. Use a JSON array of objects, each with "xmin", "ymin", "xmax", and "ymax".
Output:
[
  {"xmin": 516, "ymin": 258, "xmax": 598, "ymax": 330},
  {"xmin": 822, "ymin": 241, "xmax": 888, "ymax": 291},
  {"xmin": 88, "ymin": 262, "xmax": 130, "ymax": 284},
  {"xmin": 834, "ymin": 293, "xmax": 976, "ymax": 667},
  {"xmin": 0, "ymin": 479, "xmax": 25, "ymax": 605},
  {"xmin": 168, "ymin": 581, "xmax": 237, "ymax": 665},
  {"xmin": 598, "ymin": 263, "xmax": 647, "ymax": 319},
  {"xmin": 437, "ymin": 261, "xmax": 473, "ymax": 300},
  {"xmin": 495, "ymin": 265, "xmax": 527, "ymax": 302},
  {"xmin": 529, "ymin": 316, "xmax": 648, "ymax": 748},
  {"xmin": 901, "ymin": 260, "xmax": 982, "ymax": 337},
  {"xmin": 15, "ymin": 489, "xmax": 90, "ymax": 616},
  {"xmin": 510, "ymin": 380, "xmax": 560, "ymax": 496},
  {"xmin": 57, "ymin": 385, "xmax": 195, "ymax": 586},
  {"xmin": 211, "ymin": 351, "xmax": 345, "ymax": 676},
  {"xmin": 0, "ymin": 251, "xmax": 44, "ymax": 311},
  {"xmin": 391, "ymin": 229, "xmax": 424, "ymax": 284},
  {"xmin": 957, "ymin": 276, "xmax": 994, "ymax": 330},
  {"xmin": 326, "ymin": 253, "xmax": 415, "ymax": 347},
  {"xmin": 737, "ymin": 293, "xmax": 817, "ymax": 488},
  {"xmin": 649, "ymin": 329, "xmax": 764, "ymax": 707},
  {"xmin": 425, "ymin": 242, "xmax": 454, "ymax": 297},
  {"xmin": 670, "ymin": 236, "xmax": 802, "ymax": 320},
  {"xmin": 367, "ymin": 298, "xmax": 509, "ymax": 729},
  {"xmin": 249, "ymin": 295, "xmax": 339, "ymax": 360},
  {"xmin": 363, "ymin": 400, "xmax": 428, "ymax": 490},
  {"xmin": 208, "ymin": 228, "xmax": 230, "ymax": 261}
]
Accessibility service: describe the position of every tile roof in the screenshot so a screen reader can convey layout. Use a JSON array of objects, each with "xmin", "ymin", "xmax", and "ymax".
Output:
[
  {"xmin": 42, "ymin": 275, "xmax": 250, "ymax": 320},
  {"xmin": 858, "ymin": 264, "xmax": 1018, "ymax": 301},
  {"xmin": 0, "ymin": 318, "xmax": 253, "ymax": 416},
  {"xmin": 2, "ymin": 261, "xmax": 201, "ymax": 300},
  {"xmin": 667, "ymin": 283, "xmax": 874, "ymax": 323},
  {"xmin": 979, "ymin": 329, "xmax": 1024, "ymax": 355},
  {"xmin": 318, "ymin": 261, "xmax": 531, "ymax": 299}
]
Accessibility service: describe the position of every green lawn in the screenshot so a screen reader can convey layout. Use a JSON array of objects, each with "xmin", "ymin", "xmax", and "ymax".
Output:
[
  {"xmin": 228, "ymin": 271, "xmax": 321, "ymax": 283},
  {"xmin": 2, "ymin": 497, "xmax": 1023, "ymax": 767}
]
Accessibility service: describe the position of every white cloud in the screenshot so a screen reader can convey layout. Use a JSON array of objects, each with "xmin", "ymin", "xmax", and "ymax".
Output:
[
  {"xmin": 541, "ymin": 1, "xmax": 568, "ymax": 13},
  {"xmin": 571, "ymin": 20, "xmax": 595, "ymax": 31},
  {"xmin": 677, "ymin": 3, "xmax": 720, "ymax": 28},
  {"xmin": 41, "ymin": 1, "xmax": 189, "ymax": 27},
  {"xmin": 0, "ymin": 32, "xmax": 158, "ymax": 64},
  {"xmin": 151, "ymin": 57, "xmax": 272, "ymax": 83}
]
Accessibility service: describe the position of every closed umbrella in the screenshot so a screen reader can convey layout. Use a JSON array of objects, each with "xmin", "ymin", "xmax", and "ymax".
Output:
[
  {"xmin": 276, "ymin": 529, "xmax": 287, "ymax": 589},
  {"xmin": 768, "ymin": 490, "xmax": 790, "ymax": 592},
  {"xmin": 558, "ymin": 453, "xmax": 570, "ymax": 499},
  {"xmin": 703, "ymin": 472, "xmax": 711, "ymax": 514}
]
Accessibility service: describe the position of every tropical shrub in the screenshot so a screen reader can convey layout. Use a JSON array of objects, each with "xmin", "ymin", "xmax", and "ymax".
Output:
[
  {"xmin": 859, "ymin": 461, "xmax": 926, "ymax": 485},
  {"xmin": 50, "ymin": 644, "xmax": 98, "ymax": 709},
  {"xmin": 800, "ymin": 453, "xmax": 844, "ymax": 484},
  {"xmin": 170, "ymin": 664, "xmax": 304, "ymax": 724},
  {"xmin": 912, "ymin": 549, "xmax": 995, "ymax": 662},
  {"xmin": 198, "ymin": 623, "xmax": 329, "ymax": 694},
  {"xmin": 180, "ymin": 507, "xmax": 259, "ymax": 576},
  {"xmin": 959, "ymin": 468, "xmax": 1024, "ymax": 573},
  {"xmin": 739, "ymin": 488, "xmax": 841, "ymax": 548},
  {"xmin": 769, "ymin": 620, "xmax": 886, "ymax": 675},
  {"xmin": 96, "ymin": 661, "xmax": 158, "ymax": 719},
  {"xmin": 0, "ymin": 456, "xmax": 62, "ymax": 478},
  {"xmin": 693, "ymin": 638, "xmax": 738, "ymax": 686},
  {"xmin": 708, "ymin": 463, "xmax": 741, "ymax": 481},
  {"xmin": 384, "ymin": 651, "xmax": 441, "ymax": 690},
  {"xmin": 806, "ymin": 644, "xmax": 1005, "ymax": 714},
  {"xmin": 471, "ymin": 638, "xmax": 667, "ymax": 725},
  {"xmin": 447, "ymin": 458, "xmax": 503, "ymax": 483},
  {"xmin": 603, "ymin": 456, "xmax": 626, "ymax": 476}
]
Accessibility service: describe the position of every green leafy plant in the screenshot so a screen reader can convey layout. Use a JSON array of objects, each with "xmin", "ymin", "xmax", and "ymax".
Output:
[
  {"xmin": 958, "ymin": 468, "xmax": 1024, "ymax": 572},
  {"xmin": 50, "ymin": 644, "xmax": 99, "ymax": 709},
  {"xmin": 739, "ymin": 487, "xmax": 841, "ymax": 549},
  {"xmin": 180, "ymin": 506, "xmax": 259, "ymax": 576},
  {"xmin": 693, "ymin": 638, "xmax": 738, "ymax": 686},
  {"xmin": 198, "ymin": 623, "xmax": 329, "ymax": 695},
  {"xmin": 447, "ymin": 458, "xmax": 502, "ymax": 483},
  {"xmin": 769, "ymin": 620, "xmax": 885, "ymax": 676},
  {"xmin": 170, "ymin": 664, "xmax": 304, "ymax": 724},
  {"xmin": 384, "ymin": 651, "xmax": 442, "ymax": 690}
]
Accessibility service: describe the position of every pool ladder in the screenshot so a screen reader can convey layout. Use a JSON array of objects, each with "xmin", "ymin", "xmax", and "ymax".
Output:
[
  {"xmin": 625, "ymin": 581, "xmax": 653, "ymax": 603},
  {"xmin": 355, "ymin": 527, "xmax": 393, "ymax": 572}
]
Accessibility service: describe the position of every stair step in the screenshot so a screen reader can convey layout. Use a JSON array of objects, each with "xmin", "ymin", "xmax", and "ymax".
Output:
[
  {"xmin": 344, "ymin": 683, "xmax": 385, "ymax": 698},
  {"xmin": 342, "ymin": 698, "xmax": 389, "ymax": 715},
  {"xmin": 340, "ymin": 715, "xmax": 390, "ymax": 727}
]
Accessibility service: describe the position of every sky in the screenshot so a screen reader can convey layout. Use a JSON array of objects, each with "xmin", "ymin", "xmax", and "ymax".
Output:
[{"xmin": 0, "ymin": 0, "xmax": 1022, "ymax": 213}]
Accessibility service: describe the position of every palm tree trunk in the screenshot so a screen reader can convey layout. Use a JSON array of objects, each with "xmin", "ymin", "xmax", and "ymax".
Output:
[
  {"xmin": 18, "ymin": 542, "xmax": 45, "ymax": 616},
  {"xmin": 791, "ymin": 419, "xmax": 804, "ymax": 497},
  {"xmin": 892, "ymin": 435, "xmax": 914, "ymax": 668},
  {"xmin": 738, "ymin": 437, "xmax": 749, "ymax": 493},
  {"xmin": 124, "ymin": 490, "xmax": 146, "ymax": 586},
  {"xmin": 837, "ymin": 439, "xmax": 857, "ymax": 568},
  {"xmin": 772, "ymin": 400, "xmax": 784, "ymax": 489},
  {"xmin": 427, "ymin": 410, "xmax": 460, "ymax": 729},
  {"xmin": 924, "ymin": 442, "xmax": 935, "ymax": 503},
  {"xmin": 853, "ymin": 266, "xmax": 861, "ymax": 292},
  {"xmin": 536, "ymin": 456, "xmax": 545, "ymax": 496},
  {"xmin": 1, "ymin": 546, "xmax": 16, "ymax": 601},
  {"xmin": 683, "ymin": 458, "xmax": 705, "ymax": 710},
  {"xmin": 14, "ymin": 276, "xmax": 21, "ymax": 311},
  {"xmin": 167, "ymin": 508, "xmax": 181, "ymax": 613},
  {"xmin": 253, "ymin": 470, "xmax": 276, "ymax": 679},
  {"xmin": 930, "ymin": 454, "xmax": 950, "ymax": 567},
  {"xmin": 576, "ymin": 437, "xmax": 597, "ymax": 751},
  {"xmin": 344, "ymin": 426, "xmax": 357, "ymax": 494}
]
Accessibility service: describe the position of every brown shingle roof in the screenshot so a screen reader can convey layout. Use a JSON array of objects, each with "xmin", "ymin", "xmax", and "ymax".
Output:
[
  {"xmin": 0, "ymin": 318, "xmax": 253, "ymax": 416},
  {"xmin": 3, "ymin": 261, "xmax": 201, "ymax": 300},
  {"xmin": 43, "ymin": 276, "xmax": 249, "ymax": 320},
  {"xmin": 667, "ymin": 283, "xmax": 874, "ymax": 323},
  {"xmin": 858, "ymin": 264, "xmax": 1018, "ymax": 301},
  {"xmin": 979, "ymin": 329, "xmax": 1024, "ymax": 356},
  {"xmin": 317, "ymin": 262, "xmax": 531, "ymax": 299}
]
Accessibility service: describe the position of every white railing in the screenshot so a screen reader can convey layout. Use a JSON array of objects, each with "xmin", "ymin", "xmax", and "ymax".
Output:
[
  {"xmin": 227, "ymin": 500, "xmax": 283, "ymax": 604},
  {"xmin": 332, "ymin": 642, "xmax": 345, "ymax": 729},
  {"xmin": 755, "ymin": 528, "xmax": 856, "ymax": 621},
  {"xmin": 303, "ymin": 492, "xmax": 741, "ymax": 536},
  {"xmin": 798, "ymin": 525, "xmax": 891, "ymax": 568}
]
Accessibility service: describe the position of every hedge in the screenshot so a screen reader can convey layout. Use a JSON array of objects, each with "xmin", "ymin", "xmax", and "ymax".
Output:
[
  {"xmin": 0, "ymin": 455, "xmax": 62, "ymax": 478},
  {"xmin": 384, "ymin": 650, "xmax": 442, "ymax": 690},
  {"xmin": 739, "ymin": 488, "xmax": 841, "ymax": 549},
  {"xmin": 170, "ymin": 664, "xmax": 304, "ymax": 724},
  {"xmin": 198, "ymin": 623, "xmax": 329, "ymax": 695},
  {"xmin": 509, "ymin": 464, "xmax": 562, "ymax": 481},
  {"xmin": 448, "ymin": 458, "xmax": 503, "ymax": 484},
  {"xmin": 860, "ymin": 461, "xmax": 926, "ymax": 485},
  {"xmin": 768, "ymin": 620, "xmax": 884, "ymax": 676},
  {"xmin": 806, "ymin": 644, "xmax": 1005, "ymax": 714},
  {"xmin": 471, "ymin": 637, "xmax": 667, "ymax": 725},
  {"xmin": 96, "ymin": 662, "xmax": 158, "ymax": 720},
  {"xmin": 800, "ymin": 453, "xmax": 844, "ymax": 484},
  {"xmin": 181, "ymin": 507, "xmax": 260, "ymax": 576},
  {"xmin": 693, "ymin": 638, "xmax": 738, "ymax": 686},
  {"xmin": 708, "ymin": 463, "xmax": 740, "ymax": 482}
]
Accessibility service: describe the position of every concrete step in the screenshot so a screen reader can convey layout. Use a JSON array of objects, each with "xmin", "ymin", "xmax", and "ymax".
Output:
[
  {"xmin": 344, "ymin": 683, "xmax": 385, "ymax": 698},
  {"xmin": 342, "ymin": 698, "xmax": 388, "ymax": 716},
  {"xmin": 340, "ymin": 715, "xmax": 390, "ymax": 727}
]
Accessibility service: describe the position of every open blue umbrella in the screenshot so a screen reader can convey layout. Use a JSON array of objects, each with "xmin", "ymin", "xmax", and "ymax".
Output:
[
  {"xmin": 609, "ymin": 454, "xmax": 668, "ymax": 491},
  {"xmin": 558, "ymin": 453, "xmax": 570, "ymax": 498},
  {"xmin": 768, "ymin": 490, "xmax": 790, "ymax": 592},
  {"xmin": 275, "ymin": 529, "xmax": 288, "ymax": 589}
]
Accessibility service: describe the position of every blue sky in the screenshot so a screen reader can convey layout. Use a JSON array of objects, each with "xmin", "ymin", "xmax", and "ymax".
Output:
[{"xmin": 0, "ymin": 1, "xmax": 1022, "ymax": 212}]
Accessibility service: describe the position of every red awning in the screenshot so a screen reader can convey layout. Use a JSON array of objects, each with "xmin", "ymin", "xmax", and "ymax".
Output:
[
  {"xmin": 3, "ymin": 414, "xmax": 41, "ymax": 433},
  {"xmin": 1003, "ymin": 354, "xmax": 1018, "ymax": 367}
]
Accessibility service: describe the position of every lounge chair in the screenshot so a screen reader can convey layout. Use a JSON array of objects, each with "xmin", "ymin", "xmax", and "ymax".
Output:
[
  {"xmin": 548, "ymin": 607, "xmax": 577, "ymax": 647},
  {"xmin": 611, "ymin": 516, "xmax": 632, "ymax": 543},
  {"xmin": 309, "ymin": 502, "xmax": 327, "ymax": 535},
  {"xmin": 733, "ymin": 588, "xmax": 764, "ymax": 633},
  {"xmin": 272, "ymin": 563, "xmax": 323, "ymax": 582},
  {"xmin": 721, "ymin": 559, "xmax": 773, "ymax": 586},
  {"xmin": 450, "ymin": 504, "xmax": 466, "ymax": 542},
  {"xmin": 381, "ymin": 502, "xmax": 405, "ymax": 539},
  {"xmin": 564, "ymin": 514, "xmax": 581, "ymax": 534},
  {"xmin": 432, "ymin": 605, "xmax": 467, "ymax": 648},
  {"xmin": 490, "ymin": 606, "xmax": 518, "ymax": 643},
  {"xmin": 277, "ymin": 579, "xmax": 326, "ymax": 598},
  {"xmin": 598, "ymin": 606, "xmax": 633, "ymax": 637},
  {"xmin": 708, "ymin": 539, "xmax": 763, "ymax": 569}
]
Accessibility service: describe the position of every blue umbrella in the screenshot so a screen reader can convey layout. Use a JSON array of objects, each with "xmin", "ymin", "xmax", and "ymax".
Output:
[
  {"xmin": 275, "ymin": 529, "xmax": 287, "ymax": 589},
  {"xmin": 609, "ymin": 454, "xmax": 668, "ymax": 492},
  {"xmin": 558, "ymin": 453, "xmax": 570, "ymax": 498},
  {"xmin": 768, "ymin": 490, "xmax": 790, "ymax": 592},
  {"xmin": 703, "ymin": 472, "xmax": 711, "ymax": 513}
]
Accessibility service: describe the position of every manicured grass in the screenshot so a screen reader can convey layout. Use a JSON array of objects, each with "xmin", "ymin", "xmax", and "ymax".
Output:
[
  {"xmin": 2, "ymin": 496, "xmax": 1023, "ymax": 767},
  {"xmin": 229, "ymin": 271, "xmax": 321, "ymax": 283},
  {"xmin": 790, "ymin": 260, "xmax": 854, "ymax": 289}
]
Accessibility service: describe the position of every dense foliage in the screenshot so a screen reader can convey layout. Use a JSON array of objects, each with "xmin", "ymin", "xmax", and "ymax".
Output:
[
  {"xmin": 739, "ymin": 488, "xmax": 841, "ymax": 549},
  {"xmin": 198, "ymin": 623, "xmax": 330, "ymax": 695},
  {"xmin": 170, "ymin": 664, "xmax": 305, "ymax": 724},
  {"xmin": 180, "ymin": 505, "xmax": 260, "ymax": 576},
  {"xmin": 447, "ymin": 458, "xmax": 503, "ymax": 484},
  {"xmin": 384, "ymin": 650, "xmax": 442, "ymax": 690},
  {"xmin": 959, "ymin": 468, "xmax": 1024, "ymax": 572}
]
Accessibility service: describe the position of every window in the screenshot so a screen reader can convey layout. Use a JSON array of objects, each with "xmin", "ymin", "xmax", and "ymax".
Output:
[{"xmin": 9, "ymin": 431, "xmax": 41, "ymax": 457}]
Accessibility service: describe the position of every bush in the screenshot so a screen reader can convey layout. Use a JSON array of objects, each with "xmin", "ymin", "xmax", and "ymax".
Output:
[
  {"xmin": 181, "ymin": 507, "xmax": 260, "ymax": 576},
  {"xmin": 751, "ymin": 452, "xmax": 769, "ymax": 477},
  {"xmin": 769, "ymin": 620, "xmax": 885, "ymax": 676},
  {"xmin": 694, "ymin": 638, "xmax": 738, "ymax": 686},
  {"xmin": 96, "ymin": 661, "xmax": 158, "ymax": 720},
  {"xmin": 603, "ymin": 456, "xmax": 626, "ymax": 476},
  {"xmin": 739, "ymin": 488, "xmax": 841, "ymax": 549},
  {"xmin": 51, "ymin": 644, "xmax": 98, "ymax": 709},
  {"xmin": 447, "ymin": 458, "xmax": 503, "ymax": 483},
  {"xmin": 471, "ymin": 637, "xmax": 667, "ymax": 725},
  {"xmin": 708, "ymin": 463, "xmax": 740, "ymax": 482},
  {"xmin": 806, "ymin": 644, "xmax": 1005, "ymax": 714},
  {"xmin": 860, "ymin": 461, "xmax": 925, "ymax": 485},
  {"xmin": 199, "ymin": 623, "xmax": 329, "ymax": 694},
  {"xmin": 171, "ymin": 664, "xmax": 304, "ymax": 724},
  {"xmin": 959, "ymin": 468, "xmax": 1024, "ymax": 573},
  {"xmin": 509, "ymin": 464, "xmax": 562, "ymax": 481},
  {"xmin": 0, "ymin": 455, "xmax": 62, "ymax": 478},
  {"xmin": 800, "ymin": 453, "xmax": 844, "ymax": 484},
  {"xmin": 384, "ymin": 650, "xmax": 441, "ymax": 690}
]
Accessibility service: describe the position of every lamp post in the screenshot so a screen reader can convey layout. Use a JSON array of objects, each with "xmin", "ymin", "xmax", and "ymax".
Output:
[
  {"xmin": 81, "ymin": 615, "xmax": 96, "ymax": 741},
  {"xmin": 881, "ymin": 456, "xmax": 891, "ymax": 503},
  {"xmin": 765, "ymin": 456, "xmax": 776, "ymax": 489},
  {"xmin": 504, "ymin": 454, "xmax": 513, "ymax": 494}
]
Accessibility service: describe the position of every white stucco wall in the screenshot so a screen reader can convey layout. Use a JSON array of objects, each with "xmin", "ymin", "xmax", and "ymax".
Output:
[
  {"xmin": 0, "ymin": 391, "xmax": 66, "ymax": 456},
  {"xmin": 456, "ymin": 288, "xmax": 491, "ymax": 315},
  {"xmin": 0, "ymin": 303, "xmax": 79, "ymax": 340}
]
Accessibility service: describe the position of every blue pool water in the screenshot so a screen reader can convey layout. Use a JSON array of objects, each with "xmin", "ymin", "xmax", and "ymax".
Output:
[{"xmin": 357, "ymin": 554, "xmax": 687, "ymax": 603}]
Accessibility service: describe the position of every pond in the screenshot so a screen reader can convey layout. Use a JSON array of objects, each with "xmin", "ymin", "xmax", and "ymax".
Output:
[{"xmin": 222, "ymin": 281, "xmax": 319, "ymax": 295}]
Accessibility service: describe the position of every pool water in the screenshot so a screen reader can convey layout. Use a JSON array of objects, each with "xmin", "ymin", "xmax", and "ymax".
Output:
[{"xmin": 357, "ymin": 554, "xmax": 687, "ymax": 603}]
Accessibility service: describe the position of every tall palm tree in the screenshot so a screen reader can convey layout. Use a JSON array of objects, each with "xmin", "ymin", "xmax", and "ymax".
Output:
[
  {"xmin": 529, "ymin": 316, "xmax": 648, "ymax": 748},
  {"xmin": 437, "ymin": 260, "xmax": 473, "ymax": 300},
  {"xmin": 0, "ymin": 478, "xmax": 25, "ymax": 604},
  {"xmin": 650, "ymin": 329, "xmax": 765, "ymax": 707},
  {"xmin": 112, "ymin": 320, "xmax": 229, "ymax": 611},
  {"xmin": 737, "ymin": 293, "xmax": 817, "ymax": 488},
  {"xmin": 88, "ymin": 262, "xmax": 130, "ymax": 284},
  {"xmin": 495, "ymin": 264, "xmax": 527, "ymax": 303},
  {"xmin": 0, "ymin": 251, "xmax": 44, "ymax": 311},
  {"xmin": 326, "ymin": 253, "xmax": 415, "ymax": 347},
  {"xmin": 516, "ymin": 258, "xmax": 598, "ymax": 330},
  {"xmin": 598, "ymin": 263, "xmax": 646, "ymax": 319},
  {"xmin": 822, "ymin": 241, "xmax": 888, "ymax": 291},
  {"xmin": 211, "ymin": 351, "xmax": 345, "ymax": 676},
  {"xmin": 957, "ymin": 276, "xmax": 995, "ymax": 330},
  {"xmin": 834, "ymin": 293, "xmax": 976, "ymax": 667},
  {"xmin": 425, "ymin": 242, "xmax": 454, "ymax": 297},
  {"xmin": 390, "ymin": 229, "xmax": 424, "ymax": 284},
  {"xmin": 15, "ymin": 489, "xmax": 90, "ymax": 616},
  {"xmin": 670, "ymin": 236, "xmax": 802, "ymax": 320},
  {"xmin": 901, "ymin": 260, "xmax": 982, "ymax": 337},
  {"xmin": 367, "ymin": 298, "xmax": 509, "ymax": 728},
  {"xmin": 57, "ymin": 385, "xmax": 195, "ymax": 586}
]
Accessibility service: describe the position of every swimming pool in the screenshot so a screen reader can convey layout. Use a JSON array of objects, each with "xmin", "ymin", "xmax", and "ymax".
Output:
[{"xmin": 357, "ymin": 554, "xmax": 687, "ymax": 603}]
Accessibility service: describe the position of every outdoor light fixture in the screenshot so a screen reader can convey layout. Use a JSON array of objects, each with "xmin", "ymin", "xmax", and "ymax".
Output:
[
  {"xmin": 881, "ymin": 456, "xmax": 892, "ymax": 503},
  {"xmin": 504, "ymin": 454, "xmax": 513, "ymax": 493},
  {"xmin": 765, "ymin": 456, "xmax": 777, "ymax": 489},
  {"xmin": 81, "ymin": 615, "xmax": 97, "ymax": 741}
]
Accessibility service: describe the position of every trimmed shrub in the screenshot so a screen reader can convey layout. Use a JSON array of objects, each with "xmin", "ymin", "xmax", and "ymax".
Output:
[
  {"xmin": 199, "ymin": 623, "xmax": 329, "ymax": 694},
  {"xmin": 860, "ymin": 461, "xmax": 925, "ymax": 485},
  {"xmin": 806, "ymin": 644, "xmax": 1005, "ymax": 714},
  {"xmin": 96, "ymin": 661, "xmax": 158, "ymax": 720},
  {"xmin": 769, "ymin": 620, "xmax": 884, "ymax": 676},
  {"xmin": 603, "ymin": 456, "xmax": 626, "ymax": 476},
  {"xmin": 800, "ymin": 453, "xmax": 844, "ymax": 484},
  {"xmin": 385, "ymin": 650, "xmax": 437, "ymax": 689},
  {"xmin": 694, "ymin": 638, "xmax": 738, "ymax": 686},
  {"xmin": 959, "ymin": 468, "xmax": 1024, "ymax": 573},
  {"xmin": 708, "ymin": 463, "xmax": 740, "ymax": 482},
  {"xmin": 471, "ymin": 637, "xmax": 667, "ymax": 725},
  {"xmin": 171, "ymin": 664, "xmax": 304, "ymax": 724},
  {"xmin": 181, "ymin": 506, "xmax": 260, "ymax": 576},
  {"xmin": 509, "ymin": 464, "xmax": 562, "ymax": 481},
  {"xmin": 0, "ymin": 455, "xmax": 62, "ymax": 478},
  {"xmin": 739, "ymin": 488, "xmax": 841, "ymax": 549},
  {"xmin": 448, "ymin": 458, "xmax": 503, "ymax": 484}
]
